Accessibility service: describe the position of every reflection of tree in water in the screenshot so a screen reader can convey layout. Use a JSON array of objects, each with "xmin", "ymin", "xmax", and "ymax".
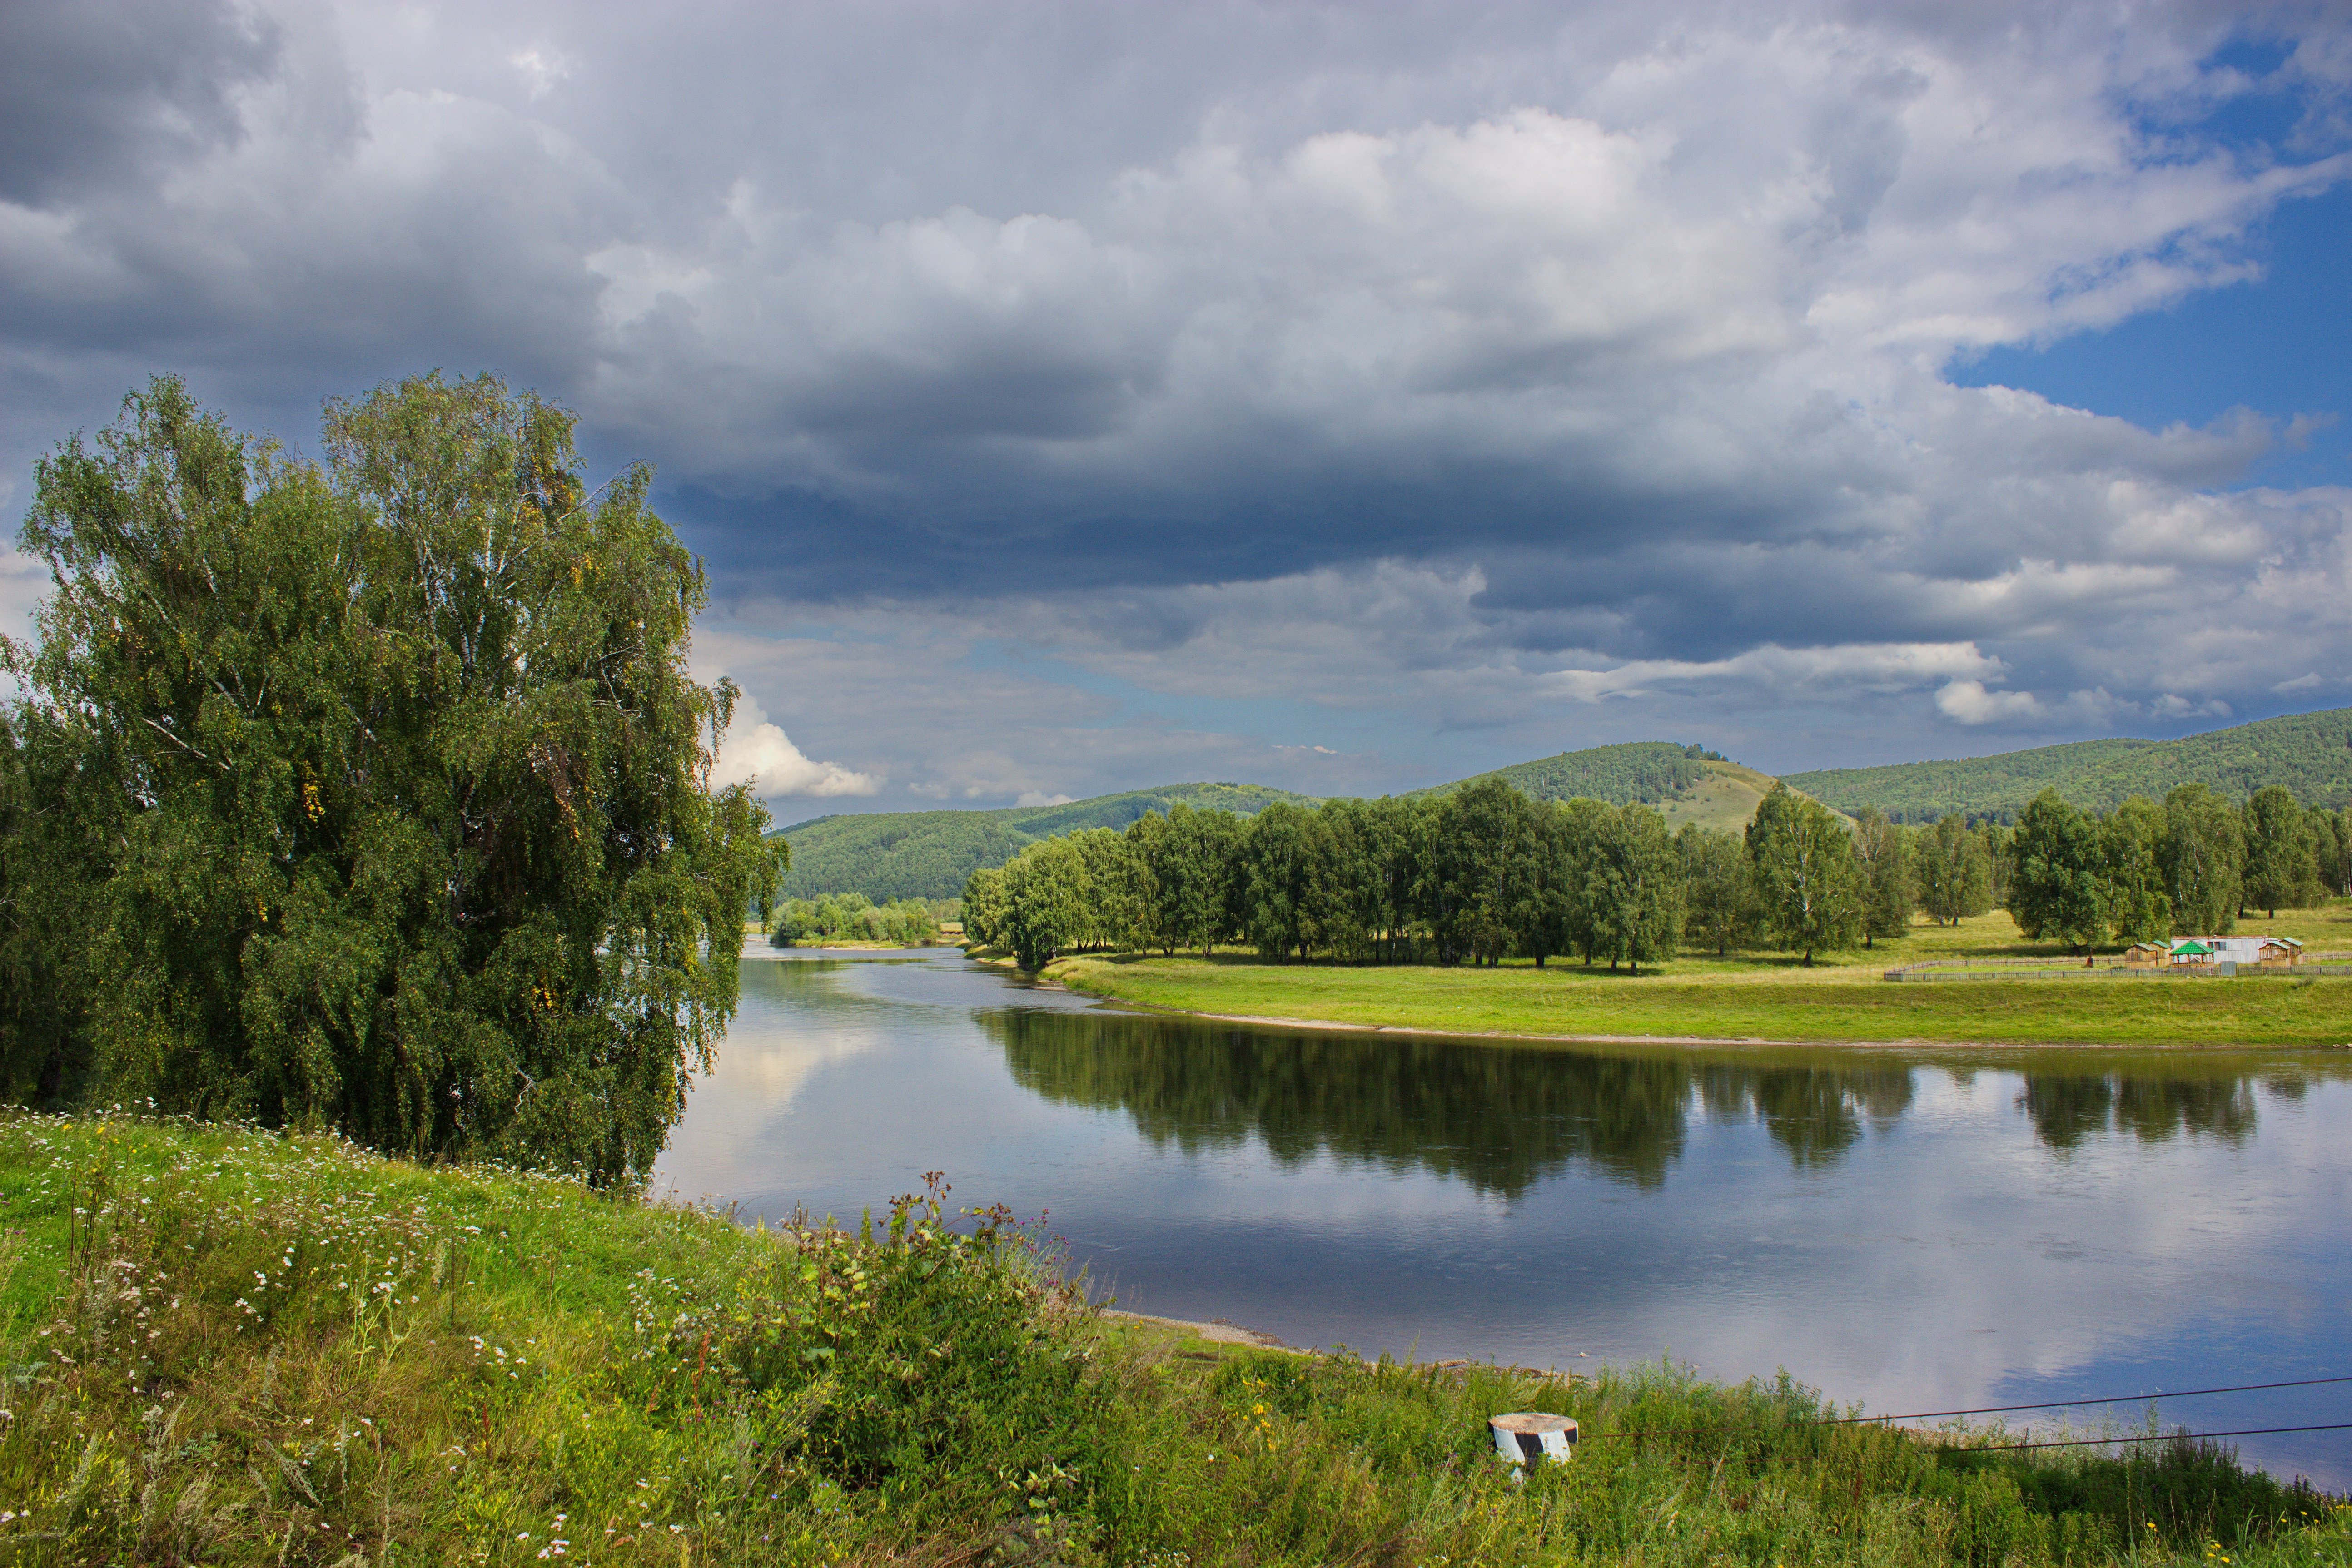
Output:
[
  {"xmin": 2019, "ymin": 1073, "xmax": 2263, "ymax": 1151},
  {"xmin": 987, "ymin": 1011, "xmax": 1690, "ymax": 1196},
  {"xmin": 1697, "ymin": 1066, "xmax": 1915, "ymax": 1169},
  {"xmin": 986, "ymin": 1012, "xmax": 1921, "ymax": 1197}
]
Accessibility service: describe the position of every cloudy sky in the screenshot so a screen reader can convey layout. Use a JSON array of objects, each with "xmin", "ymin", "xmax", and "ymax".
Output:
[{"xmin": 5, "ymin": 1, "xmax": 2351, "ymax": 817}]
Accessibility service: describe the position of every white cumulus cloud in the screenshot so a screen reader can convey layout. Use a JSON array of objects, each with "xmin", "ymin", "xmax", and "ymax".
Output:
[
  {"xmin": 1934, "ymin": 680, "xmax": 2045, "ymax": 725},
  {"xmin": 711, "ymin": 696, "xmax": 879, "ymax": 799}
]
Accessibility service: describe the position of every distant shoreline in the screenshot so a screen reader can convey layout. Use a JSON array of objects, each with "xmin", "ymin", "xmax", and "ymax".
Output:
[
  {"xmin": 1062, "ymin": 998, "xmax": 2330, "ymax": 1053},
  {"xmin": 1032, "ymin": 951, "xmax": 2352, "ymax": 1053}
]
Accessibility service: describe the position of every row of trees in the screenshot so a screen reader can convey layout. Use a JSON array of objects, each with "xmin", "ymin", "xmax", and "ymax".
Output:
[
  {"xmin": 770, "ymin": 893, "xmax": 942, "ymax": 946},
  {"xmin": 0, "ymin": 377, "xmax": 781, "ymax": 1181},
  {"xmin": 964, "ymin": 780, "xmax": 1896, "ymax": 970},
  {"xmin": 2006, "ymin": 783, "xmax": 2348, "ymax": 950},
  {"xmin": 965, "ymin": 778, "xmax": 2352, "ymax": 971}
]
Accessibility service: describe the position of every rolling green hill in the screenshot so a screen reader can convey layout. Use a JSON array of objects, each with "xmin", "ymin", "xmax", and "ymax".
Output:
[
  {"xmin": 1785, "ymin": 706, "xmax": 2352, "ymax": 822},
  {"xmin": 1414, "ymin": 740, "xmax": 1724, "ymax": 806},
  {"xmin": 777, "ymin": 707, "xmax": 2352, "ymax": 900},
  {"xmin": 776, "ymin": 782, "xmax": 1319, "ymax": 901}
]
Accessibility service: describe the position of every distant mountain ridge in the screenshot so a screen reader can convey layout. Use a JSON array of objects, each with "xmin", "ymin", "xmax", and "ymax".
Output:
[
  {"xmin": 776, "ymin": 782, "xmax": 1318, "ymax": 902},
  {"xmin": 773, "ymin": 706, "xmax": 2352, "ymax": 899},
  {"xmin": 1784, "ymin": 706, "xmax": 2352, "ymax": 822}
]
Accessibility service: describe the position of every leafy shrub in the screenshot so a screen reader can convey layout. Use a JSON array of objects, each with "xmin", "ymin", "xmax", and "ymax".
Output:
[{"xmin": 769, "ymin": 892, "xmax": 938, "ymax": 946}]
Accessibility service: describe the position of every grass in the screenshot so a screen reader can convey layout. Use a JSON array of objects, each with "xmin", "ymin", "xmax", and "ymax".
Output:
[
  {"xmin": 1040, "ymin": 909, "xmax": 2352, "ymax": 1047},
  {"xmin": 1652, "ymin": 760, "xmax": 1785, "ymax": 833},
  {"xmin": 2, "ymin": 1112, "xmax": 2347, "ymax": 1566}
]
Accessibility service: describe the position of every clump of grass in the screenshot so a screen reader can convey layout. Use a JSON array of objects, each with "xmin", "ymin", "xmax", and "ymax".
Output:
[{"xmin": 0, "ymin": 1111, "xmax": 2344, "ymax": 1566}]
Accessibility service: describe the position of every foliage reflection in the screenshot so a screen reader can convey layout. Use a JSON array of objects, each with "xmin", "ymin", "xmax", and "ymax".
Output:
[
  {"xmin": 2016, "ymin": 1073, "xmax": 2260, "ymax": 1150},
  {"xmin": 985, "ymin": 1008, "xmax": 2309, "ymax": 1196}
]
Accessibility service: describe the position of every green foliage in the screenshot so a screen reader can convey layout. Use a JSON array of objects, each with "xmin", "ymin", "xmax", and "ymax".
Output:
[
  {"xmin": 1786, "ymin": 706, "xmax": 2352, "ymax": 821},
  {"xmin": 0, "ymin": 1113, "xmax": 1094, "ymax": 1565},
  {"xmin": 1746, "ymin": 786, "xmax": 1862, "ymax": 964},
  {"xmin": 10, "ymin": 1111, "xmax": 2345, "ymax": 1568},
  {"xmin": 1430, "ymin": 778, "xmax": 1545, "ymax": 966},
  {"xmin": 1243, "ymin": 802, "xmax": 1322, "ymax": 960},
  {"xmin": 1676, "ymin": 824, "xmax": 1755, "ymax": 955},
  {"xmin": 776, "ymin": 782, "xmax": 1318, "ymax": 903},
  {"xmin": 1854, "ymin": 809, "xmax": 1915, "ymax": 947},
  {"xmin": 2163, "ymin": 785, "xmax": 2246, "ymax": 936},
  {"xmin": 0, "ymin": 712, "xmax": 101, "ymax": 1106},
  {"xmin": 2008, "ymin": 790, "xmax": 2110, "ymax": 953},
  {"xmin": 1915, "ymin": 814, "xmax": 1995, "ymax": 926},
  {"xmin": 1585, "ymin": 805, "xmax": 1684, "ymax": 972},
  {"xmin": 2, "ymin": 375, "xmax": 779, "ymax": 1181},
  {"xmin": 969, "ymin": 786, "xmax": 1718, "ymax": 971},
  {"xmin": 2100, "ymin": 798, "xmax": 2173, "ymax": 945},
  {"xmin": 2243, "ymin": 785, "xmax": 2322, "ymax": 918},
  {"xmin": 770, "ymin": 892, "xmax": 938, "ymax": 946}
]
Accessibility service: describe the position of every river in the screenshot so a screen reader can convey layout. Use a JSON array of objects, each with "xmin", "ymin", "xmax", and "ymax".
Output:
[{"xmin": 652, "ymin": 947, "xmax": 2352, "ymax": 1488}]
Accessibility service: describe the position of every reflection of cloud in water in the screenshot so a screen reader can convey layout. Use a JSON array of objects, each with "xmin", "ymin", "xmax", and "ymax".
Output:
[
  {"xmin": 662, "ymin": 954, "xmax": 2352, "ymax": 1484},
  {"xmin": 989, "ymin": 1011, "xmax": 1930, "ymax": 1196},
  {"xmin": 656, "ymin": 967, "xmax": 889, "ymax": 1203},
  {"xmin": 696, "ymin": 1029, "xmax": 877, "ymax": 1104}
]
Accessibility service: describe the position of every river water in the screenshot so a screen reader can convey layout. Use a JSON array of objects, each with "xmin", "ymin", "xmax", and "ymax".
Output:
[{"xmin": 653, "ymin": 948, "xmax": 2352, "ymax": 1488}]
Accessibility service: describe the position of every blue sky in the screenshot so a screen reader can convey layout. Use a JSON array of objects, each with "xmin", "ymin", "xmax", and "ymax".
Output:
[
  {"xmin": 1953, "ymin": 180, "xmax": 2352, "ymax": 492},
  {"xmin": 4, "ymin": 2, "xmax": 2351, "ymax": 811}
]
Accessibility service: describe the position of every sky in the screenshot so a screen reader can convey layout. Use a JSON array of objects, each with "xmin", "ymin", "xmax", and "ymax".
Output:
[{"xmin": 4, "ymin": 1, "xmax": 2351, "ymax": 819}]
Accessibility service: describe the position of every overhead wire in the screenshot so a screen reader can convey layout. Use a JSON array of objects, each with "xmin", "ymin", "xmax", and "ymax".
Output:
[
  {"xmin": 1956, "ymin": 1423, "xmax": 2352, "ymax": 1453},
  {"xmin": 1813, "ymin": 1374, "xmax": 2352, "ymax": 1428},
  {"xmin": 1572, "ymin": 1374, "xmax": 2352, "ymax": 1443}
]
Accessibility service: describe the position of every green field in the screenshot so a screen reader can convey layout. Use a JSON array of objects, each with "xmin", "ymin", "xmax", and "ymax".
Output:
[
  {"xmin": 1048, "ymin": 909, "xmax": 2352, "ymax": 1048},
  {"xmin": 2, "ymin": 1113, "xmax": 2343, "ymax": 1567}
]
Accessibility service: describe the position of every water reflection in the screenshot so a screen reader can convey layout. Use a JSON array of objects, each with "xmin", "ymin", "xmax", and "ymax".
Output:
[
  {"xmin": 659, "ymin": 953, "xmax": 2352, "ymax": 1488},
  {"xmin": 989, "ymin": 1012, "xmax": 1695, "ymax": 1194},
  {"xmin": 2018, "ymin": 1073, "xmax": 2261, "ymax": 1151},
  {"xmin": 990, "ymin": 1010, "xmax": 2287, "ymax": 1189},
  {"xmin": 1698, "ymin": 1064, "xmax": 1915, "ymax": 1169}
]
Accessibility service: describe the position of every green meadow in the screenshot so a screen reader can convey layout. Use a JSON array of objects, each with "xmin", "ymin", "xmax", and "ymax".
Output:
[
  {"xmin": 1, "ymin": 1112, "xmax": 2345, "ymax": 1566},
  {"xmin": 1044, "ymin": 908, "xmax": 2352, "ymax": 1048}
]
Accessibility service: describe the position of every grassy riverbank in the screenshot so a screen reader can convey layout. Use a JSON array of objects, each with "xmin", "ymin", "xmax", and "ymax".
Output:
[
  {"xmin": 3, "ymin": 1114, "xmax": 2346, "ymax": 1566},
  {"xmin": 1050, "ymin": 954, "xmax": 2352, "ymax": 1047},
  {"xmin": 1038, "ymin": 909, "xmax": 2352, "ymax": 1048}
]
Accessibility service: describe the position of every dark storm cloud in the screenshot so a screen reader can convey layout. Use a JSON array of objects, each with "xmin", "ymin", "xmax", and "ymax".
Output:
[
  {"xmin": 5, "ymin": 0, "xmax": 2352, "ymax": 802},
  {"xmin": 0, "ymin": 1, "xmax": 281, "ymax": 210}
]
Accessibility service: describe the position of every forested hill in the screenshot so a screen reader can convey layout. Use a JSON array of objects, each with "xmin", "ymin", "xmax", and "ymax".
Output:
[
  {"xmin": 776, "ymin": 782, "xmax": 1319, "ymax": 901},
  {"xmin": 781, "ymin": 709, "xmax": 2352, "ymax": 898},
  {"xmin": 1785, "ymin": 706, "xmax": 2352, "ymax": 823},
  {"xmin": 1417, "ymin": 740, "xmax": 1725, "ymax": 806}
]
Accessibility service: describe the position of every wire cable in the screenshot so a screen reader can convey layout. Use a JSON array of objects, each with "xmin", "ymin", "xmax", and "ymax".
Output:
[
  {"xmin": 1578, "ymin": 1374, "xmax": 2352, "ymax": 1443},
  {"xmin": 1959, "ymin": 1423, "xmax": 2352, "ymax": 1453},
  {"xmin": 1822, "ymin": 1375, "xmax": 2352, "ymax": 1427}
]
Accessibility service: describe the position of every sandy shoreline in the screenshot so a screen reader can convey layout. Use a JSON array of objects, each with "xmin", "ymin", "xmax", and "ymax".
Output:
[{"xmin": 1099, "ymin": 1309, "xmax": 1295, "ymax": 1348}]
